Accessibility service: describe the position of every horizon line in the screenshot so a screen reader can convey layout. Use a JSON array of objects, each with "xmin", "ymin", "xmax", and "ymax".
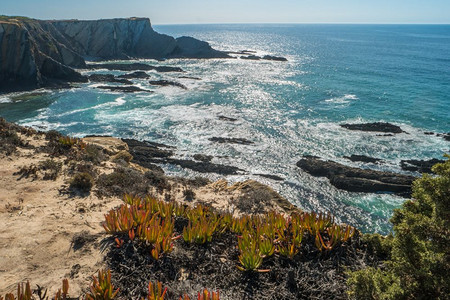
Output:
[
  {"xmin": 153, "ymin": 21, "xmax": 450, "ymax": 26},
  {"xmin": 2, "ymin": 15, "xmax": 449, "ymax": 25}
]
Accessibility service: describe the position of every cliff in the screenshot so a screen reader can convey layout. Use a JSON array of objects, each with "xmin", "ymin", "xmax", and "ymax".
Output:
[
  {"xmin": 0, "ymin": 16, "xmax": 230, "ymax": 93},
  {"xmin": 0, "ymin": 18, "xmax": 87, "ymax": 92}
]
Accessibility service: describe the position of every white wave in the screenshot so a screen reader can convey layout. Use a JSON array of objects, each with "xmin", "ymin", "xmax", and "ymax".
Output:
[
  {"xmin": 0, "ymin": 96, "xmax": 11, "ymax": 103},
  {"xmin": 324, "ymin": 94, "xmax": 359, "ymax": 104}
]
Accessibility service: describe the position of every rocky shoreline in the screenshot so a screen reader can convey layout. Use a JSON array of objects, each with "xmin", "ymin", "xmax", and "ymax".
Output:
[
  {"xmin": 297, "ymin": 156, "xmax": 415, "ymax": 197},
  {"xmin": 0, "ymin": 16, "xmax": 288, "ymax": 94}
]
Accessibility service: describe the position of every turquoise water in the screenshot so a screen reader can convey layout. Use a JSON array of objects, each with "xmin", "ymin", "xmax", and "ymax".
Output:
[{"xmin": 1, "ymin": 24, "xmax": 449, "ymax": 234}]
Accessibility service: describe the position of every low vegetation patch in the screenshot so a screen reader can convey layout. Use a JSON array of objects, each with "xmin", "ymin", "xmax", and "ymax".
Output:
[
  {"xmin": 0, "ymin": 117, "xmax": 31, "ymax": 155},
  {"xmin": 39, "ymin": 159, "xmax": 62, "ymax": 180},
  {"xmin": 100, "ymin": 194, "xmax": 375, "ymax": 299},
  {"xmin": 96, "ymin": 167, "xmax": 152, "ymax": 197},
  {"xmin": 1, "ymin": 270, "xmax": 220, "ymax": 300},
  {"xmin": 70, "ymin": 172, "xmax": 94, "ymax": 193}
]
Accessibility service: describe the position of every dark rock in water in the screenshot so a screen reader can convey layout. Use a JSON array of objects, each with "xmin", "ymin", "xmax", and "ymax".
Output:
[
  {"xmin": 240, "ymin": 55, "xmax": 287, "ymax": 62},
  {"xmin": 149, "ymin": 80, "xmax": 187, "ymax": 89},
  {"xmin": 376, "ymin": 134, "xmax": 394, "ymax": 137},
  {"xmin": 89, "ymin": 63, "xmax": 184, "ymax": 73},
  {"xmin": 165, "ymin": 158, "xmax": 244, "ymax": 175},
  {"xmin": 88, "ymin": 74, "xmax": 132, "ymax": 84},
  {"xmin": 255, "ymin": 174, "xmax": 284, "ymax": 181},
  {"xmin": 340, "ymin": 122, "xmax": 406, "ymax": 134},
  {"xmin": 171, "ymin": 36, "xmax": 231, "ymax": 59},
  {"xmin": 123, "ymin": 138, "xmax": 176, "ymax": 149},
  {"xmin": 218, "ymin": 115, "xmax": 238, "ymax": 122},
  {"xmin": 263, "ymin": 55, "xmax": 288, "ymax": 61},
  {"xmin": 123, "ymin": 138, "xmax": 244, "ymax": 175},
  {"xmin": 436, "ymin": 133, "xmax": 450, "ymax": 141},
  {"xmin": 209, "ymin": 137, "xmax": 254, "ymax": 145},
  {"xmin": 424, "ymin": 132, "xmax": 435, "ymax": 135},
  {"xmin": 241, "ymin": 55, "xmax": 261, "ymax": 60},
  {"xmin": 226, "ymin": 50, "xmax": 257, "ymax": 55},
  {"xmin": 117, "ymin": 71, "xmax": 151, "ymax": 79},
  {"xmin": 344, "ymin": 155, "xmax": 383, "ymax": 164},
  {"xmin": 122, "ymin": 138, "xmax": 174, "ymax": 171},
  {"xmin": 400, "ymin": 158, "xmax": 445, "ymax": 174},
  {"xmin": 297, "ymin": 156, "xmax": 415, "ymax": 197},
  {"xmin": 179, "ymin": 76, "xmax": 201, "ymax": 80},
  {"xmin": 193, "ymin": 154, "xmax": 213, "ymax": 163},
  {"xmin": 97, "ymin": 85, "xmax": 152, "ymax": 93}
]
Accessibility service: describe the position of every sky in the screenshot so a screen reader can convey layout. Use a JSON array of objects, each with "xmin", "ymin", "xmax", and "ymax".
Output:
[{"xmin": 1, "ymin": 0, "xmax": 450, "ymax": 24}]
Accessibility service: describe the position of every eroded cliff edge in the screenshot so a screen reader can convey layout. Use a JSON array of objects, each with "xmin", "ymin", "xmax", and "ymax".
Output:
[{"xmin": 0, "ymin": 16, "xmax": 230, "ymax": 92}]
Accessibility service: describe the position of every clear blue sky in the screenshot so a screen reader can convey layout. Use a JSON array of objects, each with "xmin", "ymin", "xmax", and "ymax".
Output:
[{"xmin": 1, "ymin": 0, "xmax": 449, "ymax": 24}]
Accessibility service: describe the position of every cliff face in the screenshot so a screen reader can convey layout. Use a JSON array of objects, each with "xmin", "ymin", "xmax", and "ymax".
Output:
[
  {"xmin": 0, "ymin": 17, "xmax": 229, "ymax": 93},
  {"xmin": 0, "ymin": 18, "xmax": 88, "ymax": 92},
  {"xmin": 49, "ymin": 18, "xmax": 178, "ymax": 60}
]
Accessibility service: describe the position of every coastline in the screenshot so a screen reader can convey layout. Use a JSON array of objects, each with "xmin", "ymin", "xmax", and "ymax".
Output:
[{"xmin": 0, "ymin": 119, "xmax": 297, "ymax": 295}]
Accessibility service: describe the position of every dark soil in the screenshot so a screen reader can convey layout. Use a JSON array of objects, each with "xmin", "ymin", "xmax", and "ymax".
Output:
[{"xmin": 106, "ymin": 220, "xmax": 378, "ymax": 300}]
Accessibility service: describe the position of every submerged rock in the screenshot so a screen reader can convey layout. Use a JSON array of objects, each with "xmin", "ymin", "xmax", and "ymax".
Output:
[
  {"xmin": 241, "ymin": 55, "xmax": 261, "ymax": 60},
  {"xmin": 88, "ymin": 74, "xmax": 132, "ymax": 84},
  {"xmin": 179, "ymin": 76, "xmax": 201, "ymax": 80},
  {"xmin": 297, "ymin": 156, "xmax": 415, "ymax": 197},
  {"xmin": 340, "ymin": 122, "xmax": 406, "ymax": 134},
  {"xmin": 254, "ymin": 174, "xmax": 284, "ymax": 181},
  {"xmin": 193, "ymin": 154, "xmax": 213, "ymax": 163},
  {"xmin": 96, "ymin": 85, "xmax": 152, "ymax": 93},
  {"xmin": 165, "ymin": 158, "xmax": 244, "ymax": 175},
  {"xmin": 344, "ymin": 155, "xmax": 383, "ymax": 164},
  {"xmin": 437, "ymin": 132, "xmax": 450, "ymax": 141},
  {"xmin": 209, "ymin": 137, "xmax": 254, "ymax": 145},
  {"xmin": 400, "ymin": 158, "xmax": 445, "ymax": 174},
  {"xmin": 218, "ymin": 115, "xmax": 238, "ymax": 122},
  {"xmin": 240, "ymin": 55, "xmax": 287, "ymax": 61},
  {"xmin": 262, "ymin": 55, "xmax": 288, "ymax": 61},
  {"xmin": 148, "ymin": 80, "xmax": 187, "ymax": 89},
  {"xmin": 117, "ymin": 71, "xmax": 151, "ymax": 79}
]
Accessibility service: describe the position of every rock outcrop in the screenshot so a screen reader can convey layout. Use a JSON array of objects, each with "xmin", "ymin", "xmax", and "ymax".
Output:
[
  {"xmin": 148, "ymin": 80, "xmax": 187, "ymax": 89},
  {"xmin": 344, "ymin": 154, "xmax": 383, "ymax": 164},
  {"xmin": 123, "ymin": 138, "xmax": 244, "ymax": 175},
  {"xmin": 0, "ymin": 16, "xmax": 230, "ymax": 93},
  {"xmin": 340, "ymin": 122, "xmax": 406, "ymax": 134},
  {"xmin": 0, "ymin": 18, "xmax": 87, "ymax": 92},
  {"xmin": 297, "ymin": 156, "xmax": 415, "ymax": 197},
  {"xmin": 400, "ymin": 158, "xmax": 445, "ymax": 174}
]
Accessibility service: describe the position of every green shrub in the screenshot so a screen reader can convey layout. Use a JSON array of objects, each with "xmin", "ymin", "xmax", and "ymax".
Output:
[
  {"xmin": 347, "ymin": 155, "xmax": 450, "ymax": 299},
  {"xmin": 70, "ymin": 172, "xmax": 94, "ymax": 192},
  {"xmin": 362, "ymin": 233, "xmax": 394, "ymax": 260}
]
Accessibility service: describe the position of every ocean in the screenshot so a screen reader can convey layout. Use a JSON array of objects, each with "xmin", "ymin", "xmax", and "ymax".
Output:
[{"xmin": 1, "ymin": 24, "xmax": 449, "ymax": 234}]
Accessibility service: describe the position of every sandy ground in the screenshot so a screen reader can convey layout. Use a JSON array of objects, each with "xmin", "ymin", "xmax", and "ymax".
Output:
[
  {"xmin": 0, "ymin": 132, "xmax": 295, "ymax": 297},
  {"xmin": 0, "ymin": 135, "xmax": 123, "ymax": 296}
]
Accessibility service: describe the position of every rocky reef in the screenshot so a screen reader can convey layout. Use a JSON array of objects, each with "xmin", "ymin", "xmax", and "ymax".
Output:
[
  {"xmin": 297, "ymin": 156, "xmax": 415, "ymax": 197},
  {"xmin": 0, "ymin": 16, "xmax": 230, "ymax": 93}
]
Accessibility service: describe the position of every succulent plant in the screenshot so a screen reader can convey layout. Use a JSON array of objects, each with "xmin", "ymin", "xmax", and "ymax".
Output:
[
  {"xmin": 144, "ymin": 281, "xmax": 167, "ymax": 300},
  {"xmin": 85, "ymin": 269, "xmax": 119, "ymax": 300}
]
